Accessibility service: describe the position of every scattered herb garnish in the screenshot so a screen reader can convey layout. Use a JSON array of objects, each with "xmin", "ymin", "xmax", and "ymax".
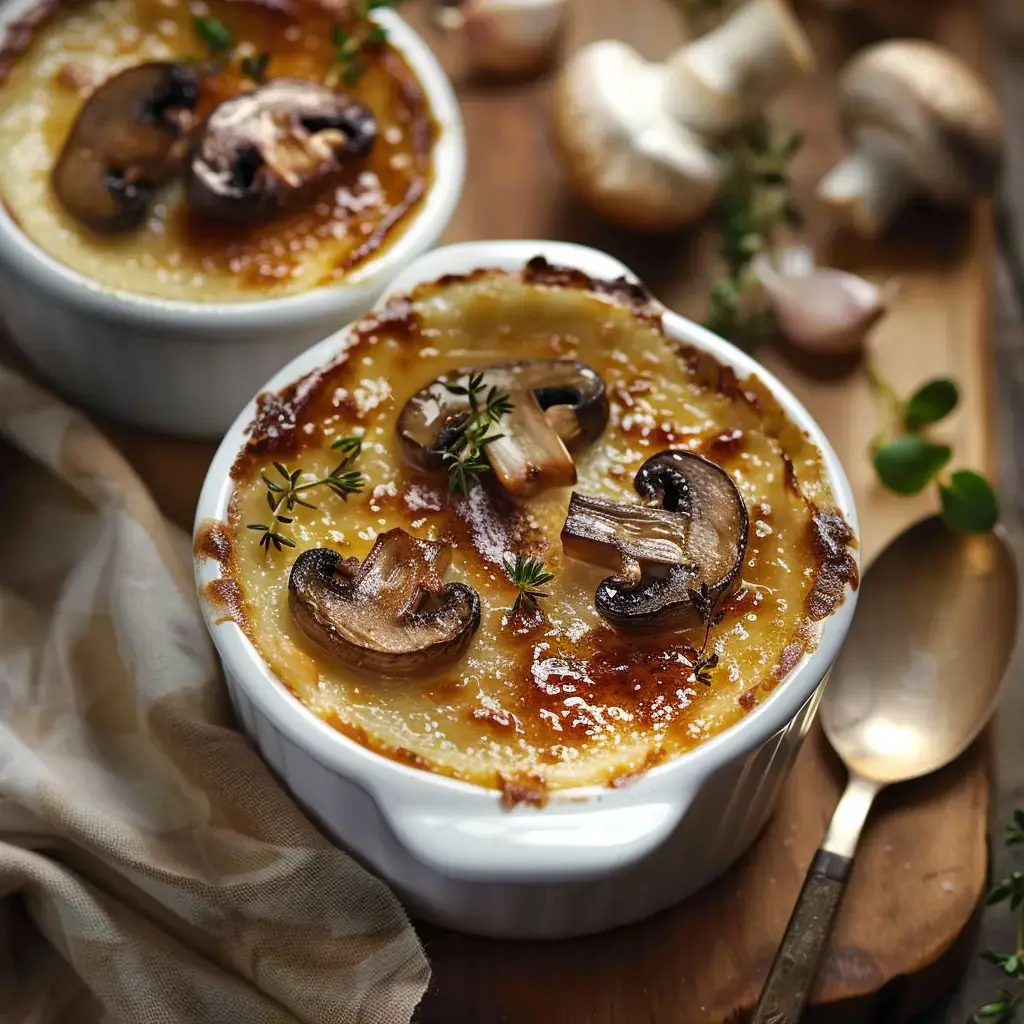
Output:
[
  {"xmin": 193, "ymin": 15, "xmax": 235, "ymax": 57},
  {"xmin": 327, "ymin": 0, "xmax": 393, "ymax": 87},
  {"xmin": 703, "ymin": 119, "xmax": 804, "ymax": 349},
  {"xmin": 503, "ymin": 554, "xmax": 555, "ymax": 618},
  {"xmin": 686, "ymin": 582, "xmax": 724, "ymax": 685},
  {"xmin": 439, "ymin": 372, "xmax": 514, "ymax": 496},
  {"xmin": 248, "ymin": 518, "xmax": 296, "ymax": 553},
  {"xmin": 247, "ymin": 435, "xmax": 366, "ymax": 552},
  {"xmin": 868, "ymin": 365, "xmax": 999, "ymax": 533},
  {"xmin": 971, "ymin": 810, "xmax": 1024, "ymax": 1022},
  {"xmin": 241, "ymin": 51, "xmax": 270, "ymax": 84}
]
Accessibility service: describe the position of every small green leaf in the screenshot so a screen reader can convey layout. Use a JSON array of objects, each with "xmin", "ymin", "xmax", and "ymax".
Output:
[
  {"xmin": 903, "ymin": 377, "xmax": 959, "ymax": 431},
  {"xmin": 193, "ymin": 15, "xmax": 234, "ymax": 54},
  {"xmin": 873, "ymin": 436, "xmax": 952, "ymax": 496},
  {"xmin": 241, "ymin": 52, "xmax": 270, "ymax": 83},
  {"xmin": 939, "ymin": 470, "xmax": 999, "ymax": 534},
  {"xmin": 987, "ymin": 879, "xmax": 1013, "ymax": 905}
]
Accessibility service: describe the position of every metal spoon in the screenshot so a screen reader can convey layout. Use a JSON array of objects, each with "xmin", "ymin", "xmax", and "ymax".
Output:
[{"xmin": 751, "ymin": 515, "xmax": 1019, "ymax": 1023}]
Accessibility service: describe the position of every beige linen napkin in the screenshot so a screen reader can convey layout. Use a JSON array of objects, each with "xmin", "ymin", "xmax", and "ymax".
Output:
[{"xmin": 0, "ymin": 365, "xmax": 429, "ymax": 1024}]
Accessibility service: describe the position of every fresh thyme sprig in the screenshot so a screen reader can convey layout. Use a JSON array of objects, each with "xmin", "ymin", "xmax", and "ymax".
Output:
[
  {"xmin": 503, "ymin": 554, "xmax": 555, "ymax": 617},
  {"xmin": 439, "ymin": 373, "xmax": 514, "ymax": 496},
  {"xmin": 686, "ymin": 582, "xmax": 724, "ymax": 685},
  {"xmin": 247, "ymin": 435, "xmax": 366, "ymax": 552},
  {"xmin": 327, "ymin": 0, "xmax": 392, "ymax": 87},
  {"xmin": 972, "ymin": 810, "xmax": 1024, "ymax": 1023},
  {"xmin": 704, "ymin": 119, "xmax": 804, "ymax": 349},
  {"xmin": 867, "ymin": 365, "xmax": 999, "ymax": 533},
  {"xmin": 247, "ymin": 518, "xmax": 296, "ymax": 553}
]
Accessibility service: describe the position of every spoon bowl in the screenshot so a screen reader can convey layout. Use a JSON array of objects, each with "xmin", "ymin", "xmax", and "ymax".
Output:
[
  {"xmin": 822, "ymin": 515, "xmax": 1018, "ymax": 784},
  {"xmin": 752, "ymin": 515, "xmax": 1018, "ymax": 1023}
]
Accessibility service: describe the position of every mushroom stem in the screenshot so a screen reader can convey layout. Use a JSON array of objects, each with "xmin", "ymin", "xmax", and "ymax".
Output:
[
  {"xmin": 817, "ymin": 149, "xmax": 914, "ymax": 240},
  {"xmin": 664, "ymin": 0, "xmax": 815, "ymax": 138}
]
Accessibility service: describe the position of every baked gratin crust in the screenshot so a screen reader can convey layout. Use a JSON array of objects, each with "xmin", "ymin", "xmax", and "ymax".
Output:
[{"xmin": 197, "ymin": 258, "xmax": 858, "ymax": 802}]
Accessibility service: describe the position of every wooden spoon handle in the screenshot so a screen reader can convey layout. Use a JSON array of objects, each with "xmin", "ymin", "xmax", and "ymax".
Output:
[{"xmin": 748, "ymin": 848, "xmax": 852, "ymax": 1024}]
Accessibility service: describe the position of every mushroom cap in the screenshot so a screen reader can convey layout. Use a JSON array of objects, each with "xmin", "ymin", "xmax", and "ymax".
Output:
[
  {"xmin": 288, "ymin": 531, "xmax": 481, "ymax": 677},
  {"xmin": 561, "ymin": 450, "xmax": 749, "ymax": 632},
  {"xmin": 52, "ymin": 61, "xmax": 199, "ymax": 234},
  {"xmin": 552, "ymin": 40, "xmax": 723, "ymax": 232},
  {"xmin": 397, "ymin": 358, "xmax": 610, "ymax": 499},
  {"xmin": 188, "ymin": 78, "xmax": 377, "ymax": 223},
  {"xmin": 834, "ymin": 40, "xmax": 1004, "ymax": 203}
]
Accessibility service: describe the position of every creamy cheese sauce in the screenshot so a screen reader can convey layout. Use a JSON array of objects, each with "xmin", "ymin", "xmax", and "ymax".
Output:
[
  {"xmin": 210, "ymin": 268, "xmax": 857, "ymax": 796},
  {"xmin": 0, "ymin": 0, "xmax": 434, "ymax": 300}
]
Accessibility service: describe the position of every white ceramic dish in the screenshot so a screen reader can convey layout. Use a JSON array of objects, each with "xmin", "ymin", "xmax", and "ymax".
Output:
[
  {"xmin": 0, "ymin": 2, "xmax": 465, "ymax": 439},
  {"xmin": 194, "ymin": 239, "xmax": 860, "ymax": 939}
]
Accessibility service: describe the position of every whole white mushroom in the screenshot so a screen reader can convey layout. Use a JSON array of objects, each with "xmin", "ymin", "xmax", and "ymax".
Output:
[
  {"xmin": 550, "ymin": 0, "xmax": 814, "ymax": 232},
  {"xmin": 817, "ymin": 40, "xmax": 1005, "ymax": 239}
]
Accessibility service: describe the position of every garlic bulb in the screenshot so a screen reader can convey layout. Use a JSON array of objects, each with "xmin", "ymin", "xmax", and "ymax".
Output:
[
  {"xmin": 432, "ymin": 0, "xmax": 571, "ymax": 78},
  {"xmin": 753, "ymin": 246, "xmax": 897, "ymax": 355}
]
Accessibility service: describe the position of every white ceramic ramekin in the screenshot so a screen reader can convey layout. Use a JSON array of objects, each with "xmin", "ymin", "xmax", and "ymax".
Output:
[
  {"xmin": 0, "ymin": 3, "xmax": 464, "ymax": 439},
  {"xmin": 194, "ymin": 240, "xmax": 860, "ymax": 939}
]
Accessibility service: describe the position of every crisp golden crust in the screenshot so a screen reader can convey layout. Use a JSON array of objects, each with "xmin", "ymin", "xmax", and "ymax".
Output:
[
  {"xmin": 0, "ymin": 0, "xmax": 435, "ymax": 299},
  {"xmin": 200, "ymin": 263, "xmax": 859, "ymax": 793}
]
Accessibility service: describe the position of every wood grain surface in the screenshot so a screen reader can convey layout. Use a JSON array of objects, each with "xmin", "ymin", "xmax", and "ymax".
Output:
[{"xmin": 2, "ymin": 0, "xmax": 997, "ymax": 1021}]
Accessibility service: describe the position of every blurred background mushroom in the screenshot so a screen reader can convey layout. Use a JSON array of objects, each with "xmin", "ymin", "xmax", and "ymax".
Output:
[
  {"xmin": 427, "ymin": 0, "xmax": 571, "ymax": 78},
  {"xmin": 817, "ymin": 40, "xmax": 1005, "ymax": 239},
  {"xmin": 550, "ymin": 0, "xmax": 814, "ymax": 232}
]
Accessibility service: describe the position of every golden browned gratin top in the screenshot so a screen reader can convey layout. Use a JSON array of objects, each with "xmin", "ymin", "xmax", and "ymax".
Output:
[
  {"xmin": 198, "ymin": 261, "xmax": 858, "ymax": 801},
  {"xmin": 0, "ymin": 0, "xmax": 435, "ymax": 300}
]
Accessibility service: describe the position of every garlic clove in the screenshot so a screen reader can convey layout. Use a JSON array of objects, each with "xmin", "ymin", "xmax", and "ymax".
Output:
[
  {"xmin": 753, "ymin": 247, "xmax": 897, "ymax": 355},
  {"xmin": 438, "ymin": 0, "xmax": 571, "ymax": 78}
]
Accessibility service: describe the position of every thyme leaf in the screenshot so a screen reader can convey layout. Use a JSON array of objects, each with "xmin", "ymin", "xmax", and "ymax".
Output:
[
  {"xmin": 438, "ymin": 373, "xmax": 514, "ymax": 494},
  {"xmin": 247, "ymin": 434, "xmax": 366, "ymax": 551},
  {"xmin": 972, "ymin": 816, "xmax": 1024, "ymax": 1022},
  {"xmin": 503, "ymin": 553, "xmax": 555, "ymax": 617}
]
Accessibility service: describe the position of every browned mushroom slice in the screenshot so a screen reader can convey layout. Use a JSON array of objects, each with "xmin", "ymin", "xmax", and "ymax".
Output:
[
  {"xmin": 397, "ymin": 360, "xmax": 609, "ymax": 499},
  {"xmin": 288, "ymin": 528, "xmax": 480, "ymax": 676},
  {"xmin": 561, "ymin": 450, "xmax": 749, "ymax": 631},
  {"xmin": 188, "ymin": 78, "xmax": 377, "ymax": 222},
  {"xmin": 52, "ymin": 62, "xmax": 199, "ymax": 234}
]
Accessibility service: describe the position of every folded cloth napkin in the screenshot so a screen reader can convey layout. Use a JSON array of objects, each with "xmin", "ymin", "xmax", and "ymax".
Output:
[{"xmin": 0, "ymin": 365, "xmax": 429, "ymax": 1024}]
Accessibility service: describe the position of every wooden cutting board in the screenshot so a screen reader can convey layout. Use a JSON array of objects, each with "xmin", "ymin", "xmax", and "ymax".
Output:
[{"xmin": 4, "ymin": 0, "xmax": 995, "ymax": 1020}]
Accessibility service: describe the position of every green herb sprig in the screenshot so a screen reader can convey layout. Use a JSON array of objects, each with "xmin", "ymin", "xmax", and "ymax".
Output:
[
  {"xmin": 246, "ymin": 435, "xmax": 366, "ymax": 553},
  {"xmin": 193, "ymin": 15, "xmax": 234, "ymax": 56},
  {"xmin": 703, "ymin": 119, "xmax": 804, "ymax": 349},
  {"xmin": 327, "ymin": 0, "xmax": 392, "ymax": 87},
  {"xmin": 191, "ymin": 15, "xmax": 271, "ymax": 83},
  {"xmin": 686, "ymin": 582, "xmax": 724, "ymax": 685},
  {"xmin": 439, "ymin": 373, "xmax": 514, "ymax": 496},
  {"xmin": 503, "ymin": 554, "xmax": 555, "ymax": 618},
  {"xmin": 240, "ymin": 51, "xmax": 270, "ymax": 84},
  {"xmin": 247, "ymin": 518, "xmax": 296, "ymax": 553},
  {"xmin": 868, "ymin": 366, "xmax": 999, "ymax": 533},
  {"xmin": 972, "ymin": 810, "xmax": 1024, "ymax": 1022}
]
